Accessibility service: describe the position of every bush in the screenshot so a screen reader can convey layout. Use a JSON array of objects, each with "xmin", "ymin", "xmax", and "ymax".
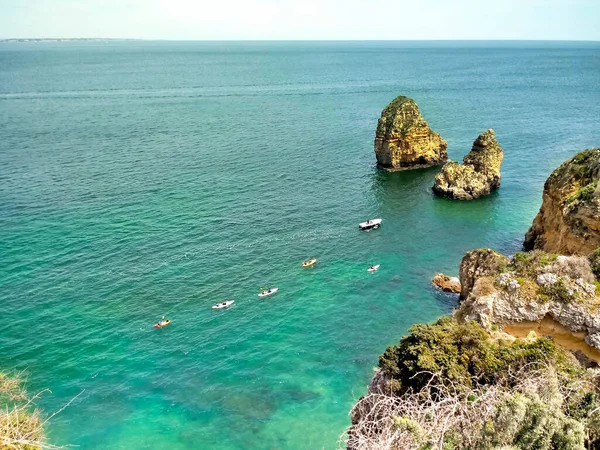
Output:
[
  {"xmin": 589, "ymin": 248, "xmax": 600, "ymax": 280},
  {"xmin": 347, "ymin": 317, "xmax": 599, "ymax": 450},
  {"xmin": 346, "ymin": 364, "xmax": 593, "ymax": 450},
  {"xmin": 539, "ymin": 278, "xmax": 577, "ymax": 304},
  {"xmin": 510, "ymin": 251, "xmax": 558, "ymax": 278},
  {"xmin": 552, "ymin": 256, "xmax": 595, "ymax": 283},
  {"xmin": 568, "ymin": 182, "xmax": 597, "ymax": 204},
  {"xmin": 378, "ymin": 317, "xmax": 570, "ymax": 395},
  {"xmin": 473, "ymin": 277, "xmax": 497, "ymax": 297}
]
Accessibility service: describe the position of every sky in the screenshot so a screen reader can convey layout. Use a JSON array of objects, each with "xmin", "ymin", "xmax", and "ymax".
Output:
[{"xmin": 1, "ymin": 0, "xmax": 599, "ymax": 41}]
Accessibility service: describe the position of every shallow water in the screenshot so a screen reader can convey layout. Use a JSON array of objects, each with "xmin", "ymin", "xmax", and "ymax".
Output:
[{"xmin": 1, "ymin": 41, "xmax": 599, "ymax": 449}]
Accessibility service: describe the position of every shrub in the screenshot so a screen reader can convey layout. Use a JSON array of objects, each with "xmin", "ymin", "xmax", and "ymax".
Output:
[
  {"xmin": 519, "ymin": 279, "xmax": 540, "ymax": 299},
  {"xmin": 552, "ymin": 256, "xmax": 595, "ymax": 283},
  {"xmin": 345, "ymin": 364, "xmax": 592, "ymax": 450},
  {"xmin": 378, "ymin": 317, "xmax": 570, "ymax": 395},
  {"xmin": 347, "ymin": 317, "xmax": 598, "ymax": 450},
  {"xmin": 473, "ymin": 277, "xmax": 497, "ymax": 297},
  {"xmin": 539, "ymin": 278, "xmax": 576, "ymax": 304},
  {"xmin": 568, "ymin": 182, "xmax": 597, "ymax": 204},
  {"xmin": 589, "ymin": 248, "xmax": 600, "ymax": 280},
  {"xmin": 509, "ymin": 251, "xmax": 558, "ymax": 278}
]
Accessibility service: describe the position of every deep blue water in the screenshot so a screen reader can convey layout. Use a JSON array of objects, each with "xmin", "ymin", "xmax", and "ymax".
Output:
[{"xmin": 1, "ymin": 41, "xmax": 599, "ymax": 449}]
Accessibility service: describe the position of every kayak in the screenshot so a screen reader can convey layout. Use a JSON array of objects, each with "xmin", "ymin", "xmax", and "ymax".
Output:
[
  {"xmin": 367, "ymin": 265, "xmax": 380, "ymax": 272},
  {"xmin": 154, "ymin": 320, "xmax": 171, "ymax": 328},
  {"xmin": 213, "ymin": 300, "xmax": 235, "ymax": 309},
  {"xmin": 302, "ymin": 258, "xmax": 317, "ymax": 267},
  {"xmin": 258, "ymin": 288, "xmax": 279, "ymax": 298}
]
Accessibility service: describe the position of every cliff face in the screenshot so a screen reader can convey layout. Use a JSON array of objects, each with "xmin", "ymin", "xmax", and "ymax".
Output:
[
  {"xmin": 346, "ymin": 148, "xmax": 600, "ymax": 450},
  {"xmin": 374, "ymin": 96, "xmax": 448, "ymax": 171},
  {"xmin": 524, "ymin": 149, "xmax": 600, "ymax": 255},
  {"xmin": 433, "ymin": 129, "xmax": 504, "ymax": 200},
  {"xmin": 456, "ymin": 248, "xmax": 600, "ymax": 350}
]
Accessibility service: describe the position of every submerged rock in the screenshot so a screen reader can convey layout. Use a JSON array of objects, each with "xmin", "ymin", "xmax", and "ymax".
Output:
[
  {"xmin": 374, "ymin": 96, "xmax": 447, "ymax": 171},
  {"xmin": 432, "ymin": 273, "xmax": 461, "ymax": 293},
  {"xmin": 433, "ymin": 129, "xmax": 504, "ymax": 200},
  {"xmin": 524, "ymin": 148, "xmax": 600, "ymax": 255}
]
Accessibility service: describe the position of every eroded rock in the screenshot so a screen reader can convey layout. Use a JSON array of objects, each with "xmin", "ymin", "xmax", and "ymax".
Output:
[
  {"xmin": 433, "ymin": 129, "xmax": 504, "ymax": 200},
  {"xmin": 374, "ymin": 96, "xmax": 447, "ymax": 171},
  {"xmin": 456, "ymin": 248, "xmax": 600, "ymax": 350},
  {"xmin": 524, "ymin": 148, "xmax": 600, "ymax": 255},
  {"xmin": 432, "ymin": 273, "xmax": 461, "ymax": 293}
]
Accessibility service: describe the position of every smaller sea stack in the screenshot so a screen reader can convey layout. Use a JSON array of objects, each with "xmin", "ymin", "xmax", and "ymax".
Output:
[
  {"xmin": 374, "ymin": 96, "xmax": 448, "ymax": 171},
  {"xmin": 433, "ymin": 129, "xmax": 504, "ymax": 200}
]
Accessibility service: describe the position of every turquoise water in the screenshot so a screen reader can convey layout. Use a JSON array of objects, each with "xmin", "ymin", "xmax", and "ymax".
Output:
[{"xmin": 1, "ymin": 41, "xmax": 599, "ymax": 449}]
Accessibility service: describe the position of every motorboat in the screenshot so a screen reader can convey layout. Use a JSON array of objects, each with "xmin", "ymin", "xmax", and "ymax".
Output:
[
  {"xmin": 367, "ymin": 264, "xmax": 380, "ymax": 272},
  {"xmin": 359, "ymin": 218, "xmax": 382, "ymax": 230},
  {"xmin": 212, "ymin": 300, "xmax": 235, "ymax": 309},
  {"xmin": 302, "ymin": 258, "xmax": 317, "ymax": 267},
  {"xmin": 258, "ymin": 288, "xmax": 279, "ymax": 298}
]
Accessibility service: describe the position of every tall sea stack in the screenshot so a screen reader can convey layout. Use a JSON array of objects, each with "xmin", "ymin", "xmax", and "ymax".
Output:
[{"xmin": 374, "ymin": 96, "xmax": 448, "ymax": 171}]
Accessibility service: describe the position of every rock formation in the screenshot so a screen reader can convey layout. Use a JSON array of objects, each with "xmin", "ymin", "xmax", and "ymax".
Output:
[
  {"xmin": 432, "ymin": 273, "xmax": 461, "ymax": 293},
  {"xmin": 456, "ymin": 248, "xmax": 600, "ymax": 350},
  {"xmin": 433, "ymin": 129, "xmax": 504, "ymax": 200},
  {"xmin": 374, "ymin": 96, "xmax": 448, "ymax": 171},
  {"xmin": 524, "ymin": 149, "xmax": 600, "ymax": 255}
]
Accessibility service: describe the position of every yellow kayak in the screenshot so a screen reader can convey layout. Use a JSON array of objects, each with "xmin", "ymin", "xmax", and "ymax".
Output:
[
  {"xmin": 302, "ymin": 258, "xmax": 317, "ymax": 267},
  {"xmin": 154, "ymin": 319, "xmax": 171, "ymax": 329}
]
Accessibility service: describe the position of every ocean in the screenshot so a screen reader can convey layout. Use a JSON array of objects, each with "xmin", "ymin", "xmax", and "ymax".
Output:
[{"xmin": 1, "ymin": 40, "xmax": 599, "ymax": 449}]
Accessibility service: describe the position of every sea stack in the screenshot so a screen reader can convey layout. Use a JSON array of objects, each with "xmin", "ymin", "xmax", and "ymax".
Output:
[
  {"xmin": 432, "ymin": 129, "xmax": 504, "ymax": 200},
  {"xmin": 374, "ymin": 96, "xmax": 448, "ymax": 171},
  {"xmin": 524, "ymin": 149, "xmax": 600, "ymax": 255}
]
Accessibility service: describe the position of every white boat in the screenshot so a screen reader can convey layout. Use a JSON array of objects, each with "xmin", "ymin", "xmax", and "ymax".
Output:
[
  {"xmin": 368, "ymin": 264, "xmax": 380, "ymax": 272},
  {"xmin": 212, "ymin": 300, "xmax": 235, "ymax": 309},
  {"xmin": 258, "ymin": 288, "xmax": 279, "ymax": 298},
  {"xmin": 359, "ymin": 218, "xmax": 382, "ymax": 230}
]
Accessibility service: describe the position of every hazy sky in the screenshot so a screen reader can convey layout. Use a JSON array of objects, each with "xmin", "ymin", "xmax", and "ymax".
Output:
[{"xmin": 1, "ymin": 0, "xmax": 599, "ymax": 40}]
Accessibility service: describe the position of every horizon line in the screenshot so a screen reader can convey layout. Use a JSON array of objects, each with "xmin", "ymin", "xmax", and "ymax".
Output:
[{"xmin": 1, "ymin": 38, "xmax": 599, "ymax": 42}]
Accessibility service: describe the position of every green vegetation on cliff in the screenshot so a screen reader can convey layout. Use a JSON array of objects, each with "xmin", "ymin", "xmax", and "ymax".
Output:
[
  {"xmin": 380, "ymin": 96, "xmax": 416, "ymax": 134},
  {"xmin": 524, "ymin": 148, "xmax": 600, "ymax": 254},
  {"xmin": 378, "ymin": 317, "xmax": 573, "ymax": 395},
  {"xmin": 588, "ymin": 248, "xmax": 600, "ymax": 280},
  {"xmin": 382, "ymin": 96, "xmax": 414, "ymax": 115},
  {"xmin": 347, "ymin": 318, "xmax": 600, "ymax": 450}
]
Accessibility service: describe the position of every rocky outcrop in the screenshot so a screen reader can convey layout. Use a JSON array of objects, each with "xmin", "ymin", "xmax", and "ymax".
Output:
[
  {"xmin": 433, "ymin": 129, "xmax": 504, "ymax": 200},
  {"xmin": 524, "ymin": 149, "xmax": 600, "ymax": 255},
  {"xmin": 456, "ymin": 248, "xmax": 600, "ymax": 350},
  {"xmin": 432, "ymin": 273, "xmax": 461, "ymax": 293},
  {"xmin": 374, "ymin": 96, "xmax": 448, "ymax": 171}
]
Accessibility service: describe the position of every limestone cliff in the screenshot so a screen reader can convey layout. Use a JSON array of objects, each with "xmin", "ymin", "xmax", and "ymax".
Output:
[
  {"xmin": 374, "ymin": 96, "xmax": 448, "ymax": 171},
  {"xmin": 433, "ymin": 129, "xmax": 504, "ymax": 200},
  {"xmin": 456, "ymin": 248, "xmax": 600, "ymax": 350},
  {"xmin": 524, "ymin": 149, "xmax": 600, "ymax": 255}
]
